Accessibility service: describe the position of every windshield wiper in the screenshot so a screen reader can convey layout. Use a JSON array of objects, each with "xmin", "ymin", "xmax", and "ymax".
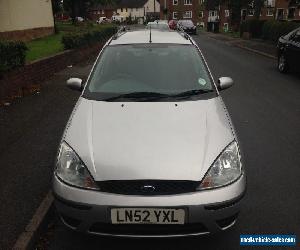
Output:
[
  {"xmin": 104, "ymin": 92, "xmax": 170, "ymax": 101},
  {"xmin": 171, "ymin": 89, "xmax": 214, "ymax": 98}
]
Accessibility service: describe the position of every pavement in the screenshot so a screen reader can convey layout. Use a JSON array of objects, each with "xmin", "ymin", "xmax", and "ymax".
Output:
[
  {"xmin": 201, "ymin": 31, "xmax": 277, "ymax": 59},
  {"xmin": 1, "ymin": 31, "xmax": 300, "ymax": 249},
  {"xmin": 0, "ymin": 59, "xmax": 94, "ymax": 249}
]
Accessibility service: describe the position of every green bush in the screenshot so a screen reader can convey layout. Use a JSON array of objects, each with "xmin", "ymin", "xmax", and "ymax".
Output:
[
  {"xmin": 240, "ymin": 19, "xmax": 266, "ymax": 38},
  {"xmin": 0, "ymin": 41, "xmax": 28, "ymax": 74},
  {"xmin": 62, "ymin": 26, "xmax": 118, "ymax": 50},
  {"xmin": 262, "ymin": 20, "xmax": 300, "ymax": 42}
]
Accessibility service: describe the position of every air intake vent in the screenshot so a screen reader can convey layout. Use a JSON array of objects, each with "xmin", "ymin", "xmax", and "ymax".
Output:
[{"xmin": 96, "ymin": 180, "xmax": 200, "ymax": 196}]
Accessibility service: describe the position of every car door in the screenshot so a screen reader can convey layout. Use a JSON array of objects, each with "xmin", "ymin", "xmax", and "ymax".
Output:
[{"xmin": 288, "ymin": 29, "xmax": 300, "ymax": 71}]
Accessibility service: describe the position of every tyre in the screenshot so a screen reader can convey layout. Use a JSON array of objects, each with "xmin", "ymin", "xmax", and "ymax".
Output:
[{"xmin": 278, "ymin": 53, "xmax": 289, "ymax": 73}]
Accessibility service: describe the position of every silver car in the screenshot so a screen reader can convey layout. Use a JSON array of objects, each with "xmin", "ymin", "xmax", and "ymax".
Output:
[{"xmin": 53, "ymin": 28, "xmax": 246, "ymax": 237}]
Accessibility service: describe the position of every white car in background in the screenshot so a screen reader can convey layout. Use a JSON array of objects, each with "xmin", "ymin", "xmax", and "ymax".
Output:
[
  {"xmin": 75, "ymin": 16, "xmax": 84, "ymax": 22},
  {"xmin": 97, "ymin": 17, "xmax": 108, "ymax": 24}
]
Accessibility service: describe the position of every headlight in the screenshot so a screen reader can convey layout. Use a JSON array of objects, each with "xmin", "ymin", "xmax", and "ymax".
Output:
[
  {"xmin": 55, "ymin": 142, "xmax": 99, "ymax": 190},
  {"xmin": 198, "ymin": 141, "xmax": 242, "ymax": 190}
]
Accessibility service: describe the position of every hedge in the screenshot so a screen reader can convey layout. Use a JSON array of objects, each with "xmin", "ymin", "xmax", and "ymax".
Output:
[
  {"xmin": 0, "ymin": 41, "xmax": 28, "ymax": 74},
  {"xmin": 240, "ymin": 20, "xmax": 266, "ymax": 38},
  {"xmin": 262, "ymin": 20, "xmax": 300, "ymax": 42},
  {"xmin": 62, "ymin": 26, "xmax": 118, "ymax": 50}
]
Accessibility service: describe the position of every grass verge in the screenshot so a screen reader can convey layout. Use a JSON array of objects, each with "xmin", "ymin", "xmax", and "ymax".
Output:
[{"xmin": 26, "ymin": 33, "xmax": 64, "ymax": 62}]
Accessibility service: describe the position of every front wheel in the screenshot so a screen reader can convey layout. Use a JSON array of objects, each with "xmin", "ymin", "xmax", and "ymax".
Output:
[{"xmin": 278, "ymin": 53, "xmax": 289, "ymax": 73}]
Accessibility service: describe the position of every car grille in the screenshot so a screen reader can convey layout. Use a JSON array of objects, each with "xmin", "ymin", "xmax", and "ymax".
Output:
[{"xmin": 96, "ymin": 180, "xmax": 200, "ymax": 196}]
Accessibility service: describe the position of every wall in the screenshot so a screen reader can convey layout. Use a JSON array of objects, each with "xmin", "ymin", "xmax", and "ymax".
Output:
[
  {"xmin": 0, "ymin": 43, "xmax": 104, "ymax": 104},
  {"xmin": 0, "ymin": 0, "xmax": 54, "ymax": 40}
]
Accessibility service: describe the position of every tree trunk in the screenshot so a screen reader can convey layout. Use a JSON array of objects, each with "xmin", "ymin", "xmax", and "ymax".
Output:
[{"xmin": 254, "ymin": 0, "xmax": 264, "ymax": 19}]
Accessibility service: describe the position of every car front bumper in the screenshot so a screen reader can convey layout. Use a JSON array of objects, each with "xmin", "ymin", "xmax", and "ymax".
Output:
[{"xmin": 53, "ymin": 174, "xmax": 246, "ymax": 237}]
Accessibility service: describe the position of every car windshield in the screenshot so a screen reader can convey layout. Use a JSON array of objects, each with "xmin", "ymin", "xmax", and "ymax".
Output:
[
  {"xmin": 84, "ymin": 44, "xmax": 215, "ymax": 101},
  {"xmin": 179, "ymin": 20, "xmax": 193, "ymax": 25}
]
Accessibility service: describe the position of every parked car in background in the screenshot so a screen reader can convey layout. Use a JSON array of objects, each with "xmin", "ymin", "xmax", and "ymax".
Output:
[
  {"xmin": 53, "ymin": 28, "xmax": 246, "ymax": 237},
  {"xmin": 168, "ymin": 20, "xmax": 177, "ymax": 30},
  {"xmin": 97, "ymin": 17, "xmax": 110, "ymax": 24},
  {"xmin": 277, "ymin": 27, "xmax": 300, "ymax": 73},
  {"xmin": 177, "ymin": 20, "xmax": 197, "ymax": 35},
  {"xmin": 75, "ymin": 16, "xmax": 84, "ymax": 22}
]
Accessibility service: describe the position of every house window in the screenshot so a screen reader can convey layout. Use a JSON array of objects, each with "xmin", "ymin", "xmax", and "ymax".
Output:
[
  {"xmin": 199, "ymin": 22, "xmax": 205, "ymax": 28},
  {"xmin": 248, "ymin": 9, "xmax": 254, "ymax": 16},
  {"xmin": 121, "ymin": 8, "xmax": 123, "ymax": 12},
  {"xmin": 173, "ymin": 12, "xmax": 178, "ymax": 19},
  {"xmin": 276, "ymin": 8, "xmax": 284, "ymax": 20},
  {"xmin": 199, "ymin": 11, "xmax": 204, "ymax": 18},
  {"xmin": 183, "ymin": 10, "xmax": 192, "ymax": 18},
  {"xmin": 184, "ymin": 0, "xmax": 192, "ymax": 5},
  {"xmin": 288, "ymin": 8, "xmax": 295, "ymax": 19},
  {"xmin": 265, "ymin": 0, "xmax": 275, "ymax": 7},
  {"xmin": 209, "ymin": 10, "xmax": 217, "ymax": 17},
  {"xmin": 199, "ymin": 0, "xmax": 205, "ymax": 4},
  {"xmin": 225, "ymin": 9, "xmax": 229, "ymax": 17},
  {"xmin": 223, "ymin": 23, "xmax": 229, "ymax": 32},
  {"xmin": 173, "ymin": 0, "xmax": 178, "ymax": 5},
  {"xmin": 126, "ymin": 8, "xmax": 128, "ymax": 12},
  {"xmin": 266, "ymin": 8, "xmax": 273, "ymax": 16},
  {"xmin": 241, "ymin": 9, "xmax": 247, "ymax": 20}
]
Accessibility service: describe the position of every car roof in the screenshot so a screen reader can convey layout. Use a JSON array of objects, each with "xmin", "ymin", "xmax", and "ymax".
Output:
[{"xmin": 110, "ymin": 29, "xmax": 192, "ymax": 45}]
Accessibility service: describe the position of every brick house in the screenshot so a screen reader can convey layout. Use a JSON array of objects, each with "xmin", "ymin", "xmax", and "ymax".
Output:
[
  {"xmin": 159, "ymin": 0, "xmax": 232, "ymax": 32},
  {"xmin": 241, "ymin": 0, "xmax": 300, "ymax": 22},
  {"xmin": 160, "ymin": 0, "xmax": 300, "ymax": 32},
  {"xmin": 160, "ymin": 0, "xmax": 199, "ymax": 24},
  {"xmin": 275, "ymin": 0, "xmax": 300, "ymax": 21},
  {"xmin": 0, "ymin": 0, "xmax": 54, "ymax": 41},
  {"xmin": 88, "ymin": 4, "xmax": 116, "ymax": 20},
  {"xmin": 241, "ymin": 0, "xmax": 276, "ymax": 22}
]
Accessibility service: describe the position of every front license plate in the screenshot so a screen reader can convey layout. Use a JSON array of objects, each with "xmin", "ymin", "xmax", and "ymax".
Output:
[{"xmin": 111, "ymin": 208, "xmax": 185, "ymax": 224}]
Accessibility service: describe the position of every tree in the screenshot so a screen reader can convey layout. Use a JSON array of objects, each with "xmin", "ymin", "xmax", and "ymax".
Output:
[
  {"xmin": 63, "ymin": 0, "xmax": 119, "ymax": 24},
  {"xmin": 52, "ymin": 0, "xmax": 62, "ymax": 16},
  {"xmin": 228, "ymin": 0, "xmax": 250, "ymax": 25},
  {"xmin": 253, "ymin": 0, "xmax": 264, "ymax": 19}
]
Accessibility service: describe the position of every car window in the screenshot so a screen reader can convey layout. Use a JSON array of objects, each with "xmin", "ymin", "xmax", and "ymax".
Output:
[
  {"xmin": 288, "ymin": 29, "xmax": 300, "ymax": 42},
  {"xmin": 291, "ymin": 30, "xmax": 300, "ymax": 43},
  {"xmin": 85, "ymin": 44, "xmax": 214, "ymax": 100},
  {"xmin": 182, "ymin": 20, "xmax": 193, "ymax": 25}
]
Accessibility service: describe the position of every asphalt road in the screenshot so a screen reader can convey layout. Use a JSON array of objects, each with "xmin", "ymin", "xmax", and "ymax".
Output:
[
  {"xmin": 0, "ymin": 60, "xmax": 93, "ymax": 249},
  {"xmin": 5, "ymin": 32, "xmax": 300, "ymax": 250}
]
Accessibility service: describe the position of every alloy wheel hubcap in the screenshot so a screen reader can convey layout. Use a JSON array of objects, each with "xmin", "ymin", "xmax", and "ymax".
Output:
[{"xmin": 279, "ymin": 55, "xmax": 285, "ymax": 71}]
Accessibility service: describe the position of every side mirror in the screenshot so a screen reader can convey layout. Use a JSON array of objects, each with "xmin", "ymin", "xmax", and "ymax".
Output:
[
  {"xmin": 67, "ymin": 78, "xmax": 83, "ymax": 91},
  {"xmin": 217, "ymin": 77, "xmax": 234, "ymax": 91}
]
